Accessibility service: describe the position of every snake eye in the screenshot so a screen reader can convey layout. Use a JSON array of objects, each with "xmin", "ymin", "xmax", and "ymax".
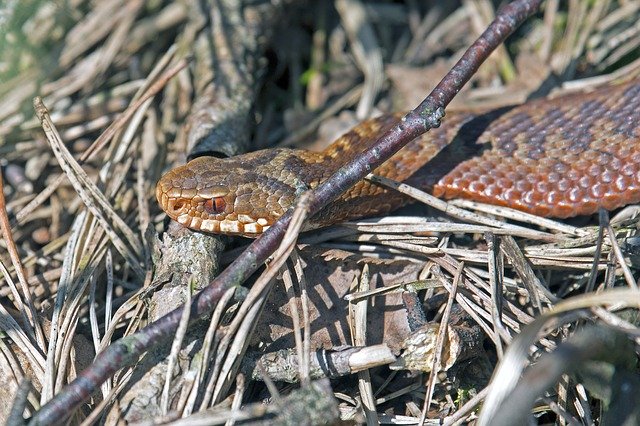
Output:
[{"xmin": 204, "ymin": 197, "xmax": 226, "ymax": 214}]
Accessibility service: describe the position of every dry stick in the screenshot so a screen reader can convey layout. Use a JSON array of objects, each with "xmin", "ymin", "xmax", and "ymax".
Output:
[
  {"xmin": 28, "ymin": 1, "xmax": 543, "ymax": 424},
  {"xmin": 292, "ymin": 249, "xmax": 312, "ymax": 384},
  {"xmin": 161, "ymin": 278, "xmax": 193, "ymax": 415},
  {"xmin": 600, "ymin": 209, "xmax": 638, "ymax": 289},
  {"xmin": 585, "ymin": 210, "xmax": 606, "ymax": 293},
  {"xmin": 420, "ymin": 261, "xmax": 462, "ymax": 425},
  {"xmin": 352, "ymin": 265, "xmax": 377, "ymax": 424},
  {"xmin": 486, "ymin": 233, "xmax": 504, "ymax": 356},
  {"xmin": 281, "ymin": 261, "xmax": 306, "ymax": 381}
]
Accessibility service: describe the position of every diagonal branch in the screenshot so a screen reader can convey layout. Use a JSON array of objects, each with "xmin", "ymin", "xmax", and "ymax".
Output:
[{"xmin": 28, "ymin": 0, "xmax": 543, "ymax": 424}]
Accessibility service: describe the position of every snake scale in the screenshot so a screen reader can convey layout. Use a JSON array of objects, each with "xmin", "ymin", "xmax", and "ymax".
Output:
[{"xmin": 156, "ymin": 79, "xmax": 640, "ymax": 237}]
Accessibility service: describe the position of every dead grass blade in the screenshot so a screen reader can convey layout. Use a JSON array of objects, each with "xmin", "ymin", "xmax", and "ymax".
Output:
[
  {"xmin": 479, "ymin": 288, "xmax": 640, "ymax": 425},
  {"xmin": 33, "ymin": 98, "xmax": 145, "ymax": 279},
  {"xmin": 0, "ymin": 173, "xmax": 46, "ymax": 349}
]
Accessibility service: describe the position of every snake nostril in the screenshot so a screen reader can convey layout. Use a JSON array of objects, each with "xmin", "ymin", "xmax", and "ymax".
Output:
[{"xmin": 170, "ymin": 200, "xmax": 186, "ymax": 213}]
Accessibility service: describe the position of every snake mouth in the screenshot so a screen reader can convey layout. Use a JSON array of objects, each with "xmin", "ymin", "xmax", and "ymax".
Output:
[{"xmin": 156, "ymin": 184, "xmax": 272, "ymax": 236}]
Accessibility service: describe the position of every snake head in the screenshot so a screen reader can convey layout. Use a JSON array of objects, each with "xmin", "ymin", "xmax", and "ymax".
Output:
[{"xmin": 156, "ymin": 152, "xmax": 304, "ymax": 237}]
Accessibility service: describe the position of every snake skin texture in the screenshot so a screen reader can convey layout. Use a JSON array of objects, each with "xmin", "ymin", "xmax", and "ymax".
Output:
[{"xmin": 156, "ymin": 79, "xmax": 640, "ymax": 236}]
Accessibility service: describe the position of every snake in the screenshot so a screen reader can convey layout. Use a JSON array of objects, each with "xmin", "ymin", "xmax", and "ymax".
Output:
[{"xmin": 156, "ymin": 79, "xmax": 640, "ymax": 237}]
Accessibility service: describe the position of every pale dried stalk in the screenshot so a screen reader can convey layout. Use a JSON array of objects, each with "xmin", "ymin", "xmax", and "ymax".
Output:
[
  {"xmin": 41, "ymin": 210, "xmax": 88, "ymax": 403},
  {"xmin": 366, "ymin": 174, "xmax": 557, "ymax": 242},
  {"xmin": 203, "ymin": 193, "xmax": 313, "ymax": 406},
  {"xmin": 420, "ymin": 261, "xmax": 462, "ymax": 424},
  {"xmin": 161, "ymin": 278, "xmax": 193, "ymax": 414},
  {"xmin": 34, "ymin": 98, "xmax": 145, "ymax": 279},
  {"xmin": 350, "ymin": 264, "xmax": 378, "ymax": 424}
]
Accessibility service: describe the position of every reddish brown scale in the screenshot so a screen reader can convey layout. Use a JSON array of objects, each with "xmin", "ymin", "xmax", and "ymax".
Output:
[{"xmin": 431, "ymin": 79, "xmax": 640, "ymax": 217}]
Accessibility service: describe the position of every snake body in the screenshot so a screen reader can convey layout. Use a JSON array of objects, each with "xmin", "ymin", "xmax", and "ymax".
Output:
[{"xmin": 157, "ymin": 79, "xmax": 640, "ymax": 237}]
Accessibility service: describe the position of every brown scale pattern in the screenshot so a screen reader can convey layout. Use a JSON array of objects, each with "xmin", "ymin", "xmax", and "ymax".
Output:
[
  {"xmin": 433, "ymin": 80, "xmax": 640, "ymax": 217},
  {"xmin": 157, "ymin": 79, "xmax": 640, "ymax": 236}
]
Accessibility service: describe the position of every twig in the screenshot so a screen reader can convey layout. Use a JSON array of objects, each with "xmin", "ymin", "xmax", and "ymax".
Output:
[
  {"xmin": 243, "ymin": 345, "xmax": 396, "ymax": 382},
  {"xmin": 366, "ymin": 173, "xmax": 557, "ymax": 241},
  {"xmin": 7, "ymin": 380, "xmax": 33, "ymax": 426},
  {"xmin": 161, "ymin": 277, "xmax": 193, "ymax": 414},
  {"xmin": 420, "ymin": 262, "xmax": 461, "ymax": 424}
]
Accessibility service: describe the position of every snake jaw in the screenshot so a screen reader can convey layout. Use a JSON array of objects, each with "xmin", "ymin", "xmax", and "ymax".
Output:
[{"xmin": 156, "ymin": 165, "xmax": 278, "ymax": 236}]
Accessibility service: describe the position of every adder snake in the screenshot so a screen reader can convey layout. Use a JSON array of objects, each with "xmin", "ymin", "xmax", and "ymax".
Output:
[{"xmin": 156, "ymin": 79, "xmax": 640, "ymax": 237}]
